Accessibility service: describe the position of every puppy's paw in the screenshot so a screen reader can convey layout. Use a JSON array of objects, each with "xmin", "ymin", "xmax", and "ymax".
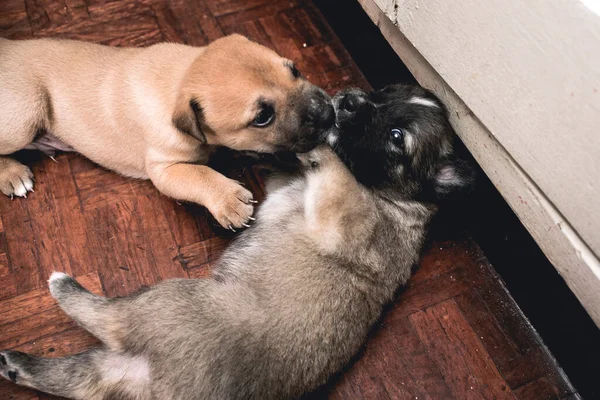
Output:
[
  {"xmin": 0, "ymin": 350, "xmax": 32, "ymax": 386},
  {"xmin": 48, "ymin": 272, "xmax": 83, "ymax": 300},
  {"xmin": 0, "ymin": 159, "xmax": 34, "ymax": 199},
  {"xmin": 210, "ymin": 179, "xmax": 255, "ymax": 230},
  {"xmin": 297, "ymin": 145, "xmax": 338, "ymax": 170}
]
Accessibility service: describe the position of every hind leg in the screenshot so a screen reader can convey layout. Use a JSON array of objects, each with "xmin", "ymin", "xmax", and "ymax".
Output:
[
  {"xmin": 0, "ymin": 348, "xmax": 151, "ymax": 400},
  {"xmin": 49, "ymin": 272, "xmax": 127, "ymax": 351}
]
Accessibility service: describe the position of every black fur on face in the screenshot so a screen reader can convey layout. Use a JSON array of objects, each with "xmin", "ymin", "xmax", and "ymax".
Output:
[{"xmin": 327, "ymin": 84, "xmax": 472, "ymax": 201}]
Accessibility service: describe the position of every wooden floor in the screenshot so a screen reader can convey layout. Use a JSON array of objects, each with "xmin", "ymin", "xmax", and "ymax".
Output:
[{"xmin": 0, "ymin": 0, "xmax": 580, "ymax": 399}]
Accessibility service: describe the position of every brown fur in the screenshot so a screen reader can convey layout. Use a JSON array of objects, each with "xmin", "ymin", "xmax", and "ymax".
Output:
[{"xmin": 0, "ymin": 34, "xmax": 332, "ymax": 228}]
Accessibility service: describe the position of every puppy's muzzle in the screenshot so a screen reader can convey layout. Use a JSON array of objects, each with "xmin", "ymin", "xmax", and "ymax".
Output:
[
  {"xmin": 338, "ymin": 91, "xmax": 367, "ymax": 113},
  {"xmin": 290, "ymin": 89, "xmax": 334, "ymax": 153},
  {"xmin": 307, "ymin": 89, "xmax": 335, "ymax": 130},
  {"xmin": 333, "ymin": 88, "xmax": 370, "ymax": 128}
]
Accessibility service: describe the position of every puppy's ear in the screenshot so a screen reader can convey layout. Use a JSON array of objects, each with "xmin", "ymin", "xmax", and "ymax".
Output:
[
  {"xmin": 172, "ymin": 97, "xmax": 207, "ymax": 144},
  {"xmin": 433, "ymin": 159, "xmax": 475, "ymax": 200}
]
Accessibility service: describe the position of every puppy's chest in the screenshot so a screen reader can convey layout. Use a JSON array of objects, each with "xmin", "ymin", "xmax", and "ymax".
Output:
[{"xmin": 258, "ymin": 181, "xmax": 306, "ymax": 222}]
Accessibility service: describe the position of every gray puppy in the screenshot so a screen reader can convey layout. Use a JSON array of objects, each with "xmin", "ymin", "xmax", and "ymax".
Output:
[{"xmin": 0, "ymin": 85, "xmax": 472, "ymax": 399}]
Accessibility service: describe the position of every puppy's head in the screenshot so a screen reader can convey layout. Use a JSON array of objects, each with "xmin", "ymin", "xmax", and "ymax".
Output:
[
  {"xmin": 173, "ymin": 35, "xmax": 334, "ymax": 153},
  {"xmin": 328, "ymin": 84, "xmax": 473, "ymax": 201}
]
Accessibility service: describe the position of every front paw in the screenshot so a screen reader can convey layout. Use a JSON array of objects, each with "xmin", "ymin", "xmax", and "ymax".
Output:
[
  {"xmin": 297, "ymin": 145, "xmax": 337, "ymax": 170},
  {"xmin": 210, "ymin": 180, "xmax": 256, "ymax": 230},
  {"xmin": 0, "ymin": 159, "xmax": 34, "ymax": 198}
]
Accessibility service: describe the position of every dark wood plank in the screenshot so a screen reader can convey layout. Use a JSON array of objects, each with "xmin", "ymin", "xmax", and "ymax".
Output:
[
  {"xmin": 33, "ymin": 1, "xmax": 163, "ymax": 46},
  {"xmin": 0, "ymin": 252, "xmax": 9, "ymax": 276},
  {"xmin": 457, "ymin": 288, "xmax": 576, "ymax": 398},
  {"xmin": 504, "ymin": 346, "xmax": 573, "ymax": 397},
  {"xmin": 0, "ymin": 11, "xmax": 33, "ymax": 39},
  {"xmin": 513, "ymin": 378, "xmax": 562, "ymax": 400},
  {"xmin": 0, "ymin": 382, "xmax": 38, "ymax": 400},
  {"xmin": 83, "ymin": 199, "xmax": 163, "ymax": 297},
  {"xmin": 222, "ymin": 18, "xmax": 274, "ymax": 48},
  {"xmin": 0, "ymin": 271, "xmax": 18, "ymax": 301},
  {"xmin": 0, "ymin": 272, "xmax": 102, "ymax": 349},
  {"xmin": 455, "ymin": 289, "xmax": 522, "ymax": 371},
  {"xmin": 0, "ymin": 197, "xmax": 42, "ymax": 294},
  {"xmin": 384, "ymin": 264, "xmax": 488, "ymax": 324},
  {"xmin": 217, "ymin": 0, "xmax": 299, "ymax": 27},
  {"xmin": 561, "ymin": 394, "xmax": 584, "ymax": 400},
  {"xmin": 0, "ymin": 231, "xmax": 7, "ymax": 256},
  {"xmin": 159, "ymin": 199, "xmax": 203, "ymax": 248},
  {"xmin": 24, "ymin": 0, "xmax": 89, "ymax": 32},
  {"xmin": 73, "ymin": 166, "xmax": 156, "ymax": 211},
  {"xmin": 279, "ymin": 7, "xmax": 327, "ymax": 49},
  {"xmin": 135, "ymin": 193, "xmax": 187, "ymax": 281},
  {"xmin": 332, "ymin": 316, "xmax": 453, "ymax": 399},
  {"xmin": 152, "ymin": 0, "xmax": 221, "ymax": 46},
  {"xmin": 0, "ymin": 0, "xmax": 27, "ymax": 15},
  {"xmin": 24, "ymin": 154, "xmax": 80, "ymax": 281},
  {"xmin": 475, "ymin": 273, "xmax": 541, "ymax": 356},
  {"xmin": 15, "ymin": 327, "xmax": 100, "ymax": 358},
  {"xmin": 205, "ymin": 0, "xmax": 277, "ymax": 17},
  {"xmin": 409, "ymin": 300, "xmax": 515, "ymax": 399},
  {"xmin": 178, "ymin": 236, "xmax": 229, "ymax": 274}
]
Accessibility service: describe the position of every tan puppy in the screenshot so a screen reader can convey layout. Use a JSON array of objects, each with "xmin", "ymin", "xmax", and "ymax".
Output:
[{"xmin": 0, "ymin": 34, "xmax": 334, "ymax": 228}]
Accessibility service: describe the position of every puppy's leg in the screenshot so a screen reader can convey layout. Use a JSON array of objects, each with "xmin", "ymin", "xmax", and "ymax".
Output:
[
  {"xmin": 300, "ymin": 146, "xmax": 378, "ymax": 255},
  {"xmin": 49, "ymin": 272, "xmax": 126, "ymax": 351},
  {"xmin": 0, "ymin": 348, "xmax": 151, "ymax": 400},
  {"xmin": 0, "ymin": 157, "xmax": 34, "ymax": 198},
  {"xmin": 0, "ymin": 70, "xmax": 51, "ymax": 198},
  {"xmin": 148, "ymin": 162, "xmax": 255, "ymax": 229},
  {"xmin": 0, "ymin": 98, "xmax": 38, "ymax": 197}
]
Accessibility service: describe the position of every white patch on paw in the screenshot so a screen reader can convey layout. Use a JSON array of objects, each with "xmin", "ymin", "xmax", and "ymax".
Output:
[
  {"xmin": 12, "ymin": 176, "xmax": 34, "ymax": 197},
  {"xmin": 49, "ymin": 272, "xmax": 69, "ymax": 284},
  {"xmin": 0, "ymin": 162, "xmax": 34, "ymax": 198},
  {"xmin": 23, "ymin": 178, "xmax": 33, "ymax": 191}
]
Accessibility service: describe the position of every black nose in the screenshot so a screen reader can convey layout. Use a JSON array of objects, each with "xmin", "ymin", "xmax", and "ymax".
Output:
[
  {"xmin": 308, "ymin": 91, "xmax": 335, "ymax": 129},
  {"xmin": 339, "ymin": 91, "xmax": 368, "ymax": 113}
]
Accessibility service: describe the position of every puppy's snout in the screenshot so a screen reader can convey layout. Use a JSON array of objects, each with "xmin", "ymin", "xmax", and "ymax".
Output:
[
  {"xmin": 339, "ymin": 92, "xmax": 366, "ymax": 113},
  {"xmin": 307, "ymin": 90, "xmax": 335, "ymax": 129}
]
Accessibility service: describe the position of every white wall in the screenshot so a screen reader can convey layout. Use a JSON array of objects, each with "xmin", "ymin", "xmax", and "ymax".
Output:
[{"xmin": 358, "ymin": 0, "xmax": 600, "ymax": 324}]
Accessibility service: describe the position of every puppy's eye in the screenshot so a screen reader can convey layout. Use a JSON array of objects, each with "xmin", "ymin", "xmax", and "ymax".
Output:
[
  {"xmin": 253, "ymin": 105, "xmax": 275, "ymax": 127},
  {"xmin": 289, "ymin": 63, "xmax": 302, "ymax": 79},
  {"xmin": 391, "ymin": 128, "xmax": 404, "ymax": 143}
]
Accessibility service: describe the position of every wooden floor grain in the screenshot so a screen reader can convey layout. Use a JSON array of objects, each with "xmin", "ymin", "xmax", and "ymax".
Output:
[{"xmin": 0, "ymin": 1, "xmax": 579, "ymax": 399}]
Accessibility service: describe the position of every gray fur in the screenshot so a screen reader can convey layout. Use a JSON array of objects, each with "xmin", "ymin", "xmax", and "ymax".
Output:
[{"xmin": 0, "ymin": 85, "xmax": 471, "ymax": 399}]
